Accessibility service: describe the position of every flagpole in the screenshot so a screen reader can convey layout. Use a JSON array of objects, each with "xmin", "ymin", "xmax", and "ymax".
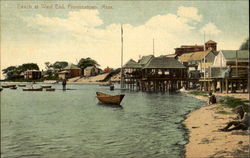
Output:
[{"xmin": 120, "ymin": 25, "xmax": 124, "ymax": 89}]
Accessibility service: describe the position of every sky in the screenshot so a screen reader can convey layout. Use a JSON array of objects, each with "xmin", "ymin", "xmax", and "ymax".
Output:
[{"xmin": 0, "ymin": 0, "xmax": 249, "ymax": 78}]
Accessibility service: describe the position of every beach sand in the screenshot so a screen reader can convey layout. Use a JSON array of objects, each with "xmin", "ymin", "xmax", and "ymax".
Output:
[
  {"xmin": 67, "ymin": 73, "xmax": 109, "ymax": 84},
  {"xmin": 184, "ymin": 92, "xmax": 249, "ymax": 158}
]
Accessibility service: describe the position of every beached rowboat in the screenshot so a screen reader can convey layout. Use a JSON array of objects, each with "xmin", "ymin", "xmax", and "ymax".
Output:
[
  {"xmin": 2, "ymin": 85, "xmax": 16, "ymax": 88},
  {"xmin": 96, "ymin": 92, "xmax": 125, "ymax": 105},
  {"xmin": 23, "ymin": 88, "xmax": 43, "ymax": 91},
  {"xmin": 41, "ymin": 85, "xmax": 52, "ymax": 88},
  {"xmin": 18, "ymin": 84, "xmax": 26, "ymax": 87},
  {"xmin": 46, "ymin": 88, "xmax": 55, "ymax": 91}
]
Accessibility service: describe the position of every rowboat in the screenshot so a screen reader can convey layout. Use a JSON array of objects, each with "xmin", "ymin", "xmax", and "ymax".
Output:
[
  {"xmin": 46, "ymin": 88, "xmax": 55, "ymax": 91},
  {"xmin": 10, "ymin": 86, "xmax": 17, "ymax": 90},
  {"xmin": 23, "ymin": 88, "xmax": 43, "ymax": 91},
  {"xmin": 96, "ymin": 92, "xmax": 125, "ymax": 105},
  {"xmin": 18, "ymin": 84, "xmax": 26, "ymax": 87},
  {"xmin": 41, "ymin": 85, "xmax": 52, "ymax": 88},
  {"xmin": 2, "ymin": 85, "xmax": 16, "ymax": 88}
]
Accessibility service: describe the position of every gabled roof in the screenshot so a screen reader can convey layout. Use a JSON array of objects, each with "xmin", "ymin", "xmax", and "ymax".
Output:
[
  {"xmin": 64, "ymin": 64, "xmax": 81, "ymax": 70},
  {"xmin": 221, "ymin": 50, "xmax": 249, "ymax": 60},
  {"xmin": 206, "ymin": 40, "xmax": 217, "ymax": 44},
  {"xmin": 189, "ymin": 50, "xmax": 212, "ymax": 61},
  {"xmin": 123, "ymin": 59, "xmax": 142, "ymax": 69},
  {"xmin": 143, "ymin": 56, "xmax": 186, "ymax": 69},
  {"xmin": 179, "ymin": 53, "xmax": 193, "ymax": 62},
  {"xmin": 138, "ymin": 55, "xmax": 154, "ymax": 66}
]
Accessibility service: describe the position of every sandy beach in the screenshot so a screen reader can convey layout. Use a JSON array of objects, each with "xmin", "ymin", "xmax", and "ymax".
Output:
[
  {"xmin": 67, "ymin": 73, "xmax": 109, "ymax": 85},
  {"xmin": 184, "ymin": 92, "xmax": 249, "ymax": 158}
]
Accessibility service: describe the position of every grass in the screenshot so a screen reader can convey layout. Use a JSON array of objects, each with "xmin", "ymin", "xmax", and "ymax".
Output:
[{"xmin": 218, "ymin": 96, "xmax": 249, "ymax": 111}]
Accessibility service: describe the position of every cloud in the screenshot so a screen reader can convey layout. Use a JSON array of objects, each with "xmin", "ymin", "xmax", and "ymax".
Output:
[
  {"xmin": 200, "ymin": 23, "xmax": 221, "ymax": 35},
  {"xmin": 177, "ymin": 6, "xmax": 202, "ymax": 22},
  {"xmin": 11, "ymin": 6, "xmax": 208, "ymax": 71}
]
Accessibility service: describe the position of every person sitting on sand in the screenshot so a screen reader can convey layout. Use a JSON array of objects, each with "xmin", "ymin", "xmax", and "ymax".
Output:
[
  {"xmin": 232, "ymin": 105, "xmax": 245, "ymax": 120},
  {"xmin": 208, "ymin": 92, "xmax": 216, "ymax": 104},
  {"xmin": 219, "ymin": 112, "xmax": 250, "ymax": 131}
]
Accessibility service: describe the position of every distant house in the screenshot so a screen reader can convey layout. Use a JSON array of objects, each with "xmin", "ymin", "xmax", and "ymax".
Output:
[
  {"xmin": 123, "ymin": 59, "xmax": 142, "ymax": 79},
  {"xmin": 175, "ymin": 40, "xmax": 217, "ymax": 56},
  {"xmin": 58, "ymin": 70, "xmax": 70, "ymax": 79},
  {"xmin": 24, "ymin": 70, "xmax": 42, "ymax": 79},
  {"xmin": 179, "ymin": 49, "xmax": 218, "ymax": 78},
  {"xmin": 210, "ymin": 50, "xmax": 249, "ymax": 78},
  {"xmin": 84, "ymin": 66, "xmax": 101, "ymax": 77},
  {"xmin": 103, "ymin": 67, "xmax": 113, "ymax": 73},
  {"xmin": 175, "ymin": 45, "xmax": 204, "ymax": 56},
  {"xmin": 63, "ymin": 64, "xmax": 81, "ymax": 78}
]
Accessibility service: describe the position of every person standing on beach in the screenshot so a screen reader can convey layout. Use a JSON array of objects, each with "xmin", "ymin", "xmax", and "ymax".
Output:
[{"xmin": 62, "ymin": 78, "xmax": 67, "ymax": 90}]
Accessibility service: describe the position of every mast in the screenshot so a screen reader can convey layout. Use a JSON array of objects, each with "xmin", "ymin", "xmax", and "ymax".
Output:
[
  {"xmin": 203, "ymin": 31, "xmax": 206, "ymax": 79},
  {"xmin": 153, "ymin": 38, "xmax": 155, "ymax": 56},
  {"xmin": 120, "ymin": 25, "xmax": 124, "ymax": 88}
]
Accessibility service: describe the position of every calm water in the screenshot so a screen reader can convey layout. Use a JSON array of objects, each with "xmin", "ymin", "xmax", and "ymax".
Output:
[{"xmin": 1, "ymin": 83, "xmax": 204, "ymax": 158}]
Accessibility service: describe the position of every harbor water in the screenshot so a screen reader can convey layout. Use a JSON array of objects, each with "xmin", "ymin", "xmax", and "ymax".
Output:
[{"xmin": 1, "ymin": 83, "xmax": 204, "ymax": 158}]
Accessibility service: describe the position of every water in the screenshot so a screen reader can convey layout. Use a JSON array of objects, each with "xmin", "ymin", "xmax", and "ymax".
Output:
[{"xmin": 1, "ymin": 83, "xmax": 204, "ymax": 158}]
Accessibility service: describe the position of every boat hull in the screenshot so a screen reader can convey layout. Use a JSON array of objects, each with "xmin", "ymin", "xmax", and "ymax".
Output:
[
  {"xmin": 23, "ymin": 88, "xmax": 43, "ymax": 91},
  {"xmin": 96, "ymin": 92, "xmax": 124, "ymax": 105}
]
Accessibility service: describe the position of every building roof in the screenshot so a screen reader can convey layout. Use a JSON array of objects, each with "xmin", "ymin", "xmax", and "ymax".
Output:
[
  {"xmin": 221, "ymin": 50, "xmax": 249, "ymax": 60},
  {"xmin": 123, "ymin": 59, "xmax": 142, "ymax": 69},
  {"xmin": 58, "ymin": 70, "xmax": 70, "ymax": 74},
  {"xmin": 189, "ymin": 50, "xmax": 212, "ymax": 61},
  {"xmin": 138, "ymin": 55, "xmax": 154, "ymax": 66},
  {"xmin": 164, "ymin": 54, "xmax": 178, "ymax": 58},
  {"xmin": 206, "ymin": 40, "xmax": 217, "ymax": 44},
  {"xmin": 143, "ymin": 56, "xmax": 186, "ymax": 69},
  {"xmin": 64, "ymin": 64, "xmax": 81, "ymax": 70},
  {"xmin": 179, "ymin": 53, "xmax": 194, "ymax": 62}
]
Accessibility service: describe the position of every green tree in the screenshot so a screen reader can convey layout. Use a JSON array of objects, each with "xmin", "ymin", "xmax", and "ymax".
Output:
[
  {"xmin": 77, "ymin": 57, "xmax": 99, "ymax": 69},
  {"xmin": 2, "ymin": 66, "xmax": 18, "ymax": 79},
  {"xmin": 239, "ymin": 38, "xmax": 249, "ymax": 50},
  {"xmin": 52, "ymin": 61, "xmax": 68, "ymax": 71},
  {"xmin": 18, "ymin": 63, "xmax": 39, "ymax": 72}
]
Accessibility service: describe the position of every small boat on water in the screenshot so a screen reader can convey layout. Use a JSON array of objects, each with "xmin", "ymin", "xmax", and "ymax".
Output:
[
  {"xmin": 10, "ymin": 86, "xmax": 17, "ymax": 90},
  {"xmin": 0, "ymin": 88, "xmax": 3, "ymax": 91},
  {"xmin": 41, "ymin": 85, "xmax": 52, "ymax": 88},
  {"xmin": 23, "ymin": 88, "xmax": 43, "ymax": 91},
  {"xmin": 18, "ymin": 84, "xmax": 26, "ymax": 87},
  {"xmin": 2, "ymin": 85, "xmax": 16, "ymax": 88},
  {"xmin": 96, "ymin": 92, "xmax": 125, "ymax": 105},
  {"xmin": 46, "ymin": 88, "xmax": 55, "ymax": 91}
]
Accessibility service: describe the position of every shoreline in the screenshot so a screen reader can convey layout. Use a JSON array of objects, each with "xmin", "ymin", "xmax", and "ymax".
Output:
[{"xmin": 183, "ymin": 91, "xmax": 249, "ymax": 158}]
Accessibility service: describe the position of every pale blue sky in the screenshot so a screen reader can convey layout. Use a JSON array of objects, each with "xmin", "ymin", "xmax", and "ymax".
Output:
[{"xmin": 0, "ymin": 0, "xmax": 249, "ymax": 78}]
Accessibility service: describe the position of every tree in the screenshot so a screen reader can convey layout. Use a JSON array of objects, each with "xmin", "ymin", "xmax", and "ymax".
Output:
[
  {"xmin": 77, "ymin": 57, "xmax": 99, "ymax": 69},
  {"xmin": 239, "ymin": 38, "xmax": 249, "ymax": 50},
  {"xmin": 52, "ymin": 61, "xmax": 68, "ymax": 71},
  {"xmin": 18, "ymin": 63, "xmax": 39, "ymax": 72},
  {"xmin": 2, "ymin": 66, "xmax": 18, "ymax": 79}
]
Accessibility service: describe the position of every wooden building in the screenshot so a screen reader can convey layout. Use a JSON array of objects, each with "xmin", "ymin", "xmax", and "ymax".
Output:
[
  {"xmin": 205, "ymin": 40, "xmax": 217, "ymax": 51},
  {"xmin": 175, "ymin": 45, "xmax": 204, "ymax": 56},
  {"xmin": 63, "ymin": 64, "xmax": 81, "ymax": 78},
  {"xmin": 141, "ymin": 56, "xmax": 187, "ymax": 92},
  {"xmin": 84, "ymin": 66, "xmax": 101, "ymax": 77},
  {"xmin": 200, "ymin": 50, "xmax": 249, "ymax": 93},
  {"xmin": 123, "ymin": 59, "xmax": 142, "ymax": 90},
  {"xmin": 24, "ymin": 70, "xmax": 42, "ymax": 80},
  {"xmin": 58, "ymin": 70, "xmax": 70, "ymax": 79}
]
